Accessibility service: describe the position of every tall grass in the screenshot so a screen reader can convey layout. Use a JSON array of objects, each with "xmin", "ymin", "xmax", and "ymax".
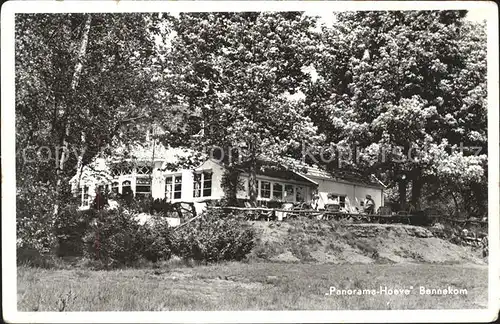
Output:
[{"xmin": 18, "ymin": 262, "xmax": 487, "ymax": 311}]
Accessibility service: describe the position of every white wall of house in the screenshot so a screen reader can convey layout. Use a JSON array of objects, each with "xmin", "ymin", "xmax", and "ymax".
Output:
[
  {"xmin": 194, "ymin": 159, "xmax": 226, "ymax": 200},
  {"xmin": 153, "ymin": 159, "xmax": 226, "ymax": 202},
  {"xmin": 73, "ymin": 157, "xmax": 384, "ymax": 211},
  {"xmin": 150, "ymin": 161, "xmax": 164, "ymax": 199},
  {"xmin": 237, "ymin": 174, "xmax": 315, "ymax": 203},
  {"xmin": 311, "ymin": 176, "xmax": 384, "ymax": 211}
]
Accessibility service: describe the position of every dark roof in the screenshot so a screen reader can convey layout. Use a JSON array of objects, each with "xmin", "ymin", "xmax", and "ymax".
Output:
[
  {"xmin": 278, "ymin": 157, "xmax": 385, "ymax": 189},
  {"xmin": 236, "ymin": 160, "xmax": 317, "ymax": 185}
]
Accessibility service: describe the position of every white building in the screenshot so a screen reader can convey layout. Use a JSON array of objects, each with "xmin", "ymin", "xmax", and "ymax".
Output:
[{"xmin": 70, "ymin": 143, "xmax": 385, "ymax": 212}]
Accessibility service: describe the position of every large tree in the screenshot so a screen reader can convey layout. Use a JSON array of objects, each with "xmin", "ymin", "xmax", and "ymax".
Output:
[
  {"xmin": 307, "ymin": 10, "xmax": 487, "ymax": 212},
  {"xmin": 163, "ymin": 12, "xmax": 323, "ymax": 205},
  {"xmin": 15, "ymin": 13, "xmax": 167, "ymax": 250}
]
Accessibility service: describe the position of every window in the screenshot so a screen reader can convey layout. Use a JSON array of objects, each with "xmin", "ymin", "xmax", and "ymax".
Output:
[
  {"xmin": 165, "ymin": 176, "xmax": 173, "ymax": 199},
  {"xmin": 272, "ymin": 183, "xmax": 283, "ymax": 200},
  {"xmin": 112, "ymin": 181, "xmax": 119, "ymax": 194},
  {"xmin": 111, "ymin": 167, "xmax": 120, "ymax": 177},
  {"xmin": 193, "ymin": 171, "xmax": 212, "ymax": 198},
  {"xmin": 340, "ymin": 196, "xmax": 346, "ymax": 208},
  {"xmin": 296, "ymin": 186, "xmax": 304, "ymax": 202},
  {"xmin": 122, "ymin": 180, "xmax": 132, "ymax": 196},
  {"xmin": 328, "ymin": 194, "xmax": 346, "ymax": 208},
  {"xmin": 284, "ymin": 184, "xmax": 294, "ymax": 202},
  {"xmin": 83, "ymin": 186, "xmax": 89, "ymax": 206},
  {"xmin": 174, "ymin": 176, "xmax": 182, "ymax": 199},
  {"xmin": 165, "ymin": 175, "xmax": 182, "ymax": 200},
  {"xmin": 193, "ymin": 173, "xmax": 202, "ymax": 198},
  {"xmin": 136, "ymin": 165, "xmax": 152, "ymax": 175},
  {"xmin": 202, "ymin": 172, "xmax": 212, "ymax": 197},
  {"xmin": 122, "ymin": 165, "xmax": 133, "ymax": 175},
  {"xmin": 136, "ymin": 177, "xmax": 151, "ymax": 195},
  {"xmin": 260, "ymin": 181, "xmax": 271, "ymax": 199}
]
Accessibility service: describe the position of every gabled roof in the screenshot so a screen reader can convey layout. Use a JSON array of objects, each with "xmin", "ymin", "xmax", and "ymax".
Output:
[
  {"xmin": 279, "ymin": 157, "xmax": 385, "ymax": 189},
  {"xmin": 70, "ymin": 143, "xmax": 197, "ymax": 186},
  {"xmin": 235, "ymin": 159, "xmax": 317, "ymax": 185},
  {"xmin": 70, "ymin": 144, "xmax": 384, "ymax": 190},
  {"xmin": 108, "ymin": 142, "xmax": 191, "ymax": 162},
  {"xmin": 69, "ymin": 158, "xmax": 113, "ymax": 186}
]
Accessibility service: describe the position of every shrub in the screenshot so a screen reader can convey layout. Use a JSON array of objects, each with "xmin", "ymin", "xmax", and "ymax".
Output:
[
  {"xmin": 17, "ymin": 247, "xmax": 58, "ymax": 268},
  {"xmin": 16, "ymin": 182, "xmax": 58, "ymax": 254},
  {"xmin": 151, "ymin": 198, "xmax": 178, "ymax": 217},
  {"xmin": 82, "ymin": 208, "xmax": 175, "ymax": 267},
  {"xmin": 82, "ymin": 208, "xmax": 141, "ymax": 266},
  {"xmin": 54, "ymin": 205, "xmax": 95, "ymax": 257},
  {"xmin": 139, "ymin": 216, "xmax": 175, "ymax": 262},
  {"xmin": 173, "ymin": 209, "xmax": 256, "ymax": 263},
  {"xmin": 113, "ymin": 196, "xmax": 178, "ymax": 216}
]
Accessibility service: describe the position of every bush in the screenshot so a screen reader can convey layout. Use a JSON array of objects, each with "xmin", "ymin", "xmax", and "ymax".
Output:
[
  {"xmin": 82, "ymin": 208, "xmax": 175, "ymax": 267},
  {"xmin": 54, "ymin": 205, "xmax": 95, "ymax": 257},
  {"xmin": 140, "ymin": 216, "xmax": 175, "ymax": 262},
  {"xmin": 17, "ymin": 247, "xmax": 59, "ymax": 268},
  {"xmin": 16, "ymin": 182, "xmax": 58, "ymax": 254},
  {"xmin": 151, "ymin": 198, "xmax": 178, "ymax": 216},
  {"xmin": 173, "ymin": 209, "xmax": 256, "ymax": 263},
  {"xmin": 114, "ymin": 196, "xmax": 178, "ymax": 216}
]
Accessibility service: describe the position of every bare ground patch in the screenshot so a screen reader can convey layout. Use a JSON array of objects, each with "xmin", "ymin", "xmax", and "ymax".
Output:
[{"xmin": 250, "ymin": 220, "xmax": 486, "ymax": 265}]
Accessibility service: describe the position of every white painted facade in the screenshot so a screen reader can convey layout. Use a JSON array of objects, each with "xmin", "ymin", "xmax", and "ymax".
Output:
[
  {"xmin": 72, "ymin": 154, "xmax": 384, "ymax": 211},
  {"xmin": 236, "ymin": 174, "xmax": 314, "ymax": 203},
  {"xmin": 310, "ymin": 176, "xmax": 384, "ymax": 212}
]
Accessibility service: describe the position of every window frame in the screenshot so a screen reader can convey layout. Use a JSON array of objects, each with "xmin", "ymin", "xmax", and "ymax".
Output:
[
  {"xmin": 284, "ymin": 184, "xmax": 295, "ymax": 202},
  {"xmin": 136, "ymin": 165, "xmax": 153, "ymax": 176},
  {"xmin": 82, "ymin": 185, "xmax": 90, "ymax": 207},
  {"xmin": 165, "ymin": 174, "xmax": 183, "ymax": 201},
  {"xmin": 193, "ymin": 170, "xmax": 213, "ymax": 198},
  {"xmin": 135, "ymin": 176, "xmax": 152, "ymax": 195},
  {"xmin": 327, "ymin": 193, "xmax": 346, "ymax": 208},
  {"xmin": 260, "ymin": 180, "xmax": 271, "ymax": 199},
  {"xmin": 295, "ymin": 186, "xmax": 305, "ymax": 202},
  {"xmin": 272, "ymin": 182, "xmax": 283, "ymax": 200},
  {"xmin": 111, "ymin": 181, "xmax": 119, "ymax": 194}
]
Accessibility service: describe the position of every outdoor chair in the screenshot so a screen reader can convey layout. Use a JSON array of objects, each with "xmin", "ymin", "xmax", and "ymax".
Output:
[
  {"xmin": 377, "ymin": 206, "xmax": 392, "ymax": 215},
  {"xmin": 276, "ymin": 202, "xmax": 294, "ymax": 221}
]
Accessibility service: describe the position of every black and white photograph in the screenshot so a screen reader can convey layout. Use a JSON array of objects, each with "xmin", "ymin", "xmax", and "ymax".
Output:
[{"xmin": 2, "ymin": 1, "xmax": 499, "ymax": 322}]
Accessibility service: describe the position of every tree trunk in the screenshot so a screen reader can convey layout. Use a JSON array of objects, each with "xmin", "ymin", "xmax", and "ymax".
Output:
[
  {"xmin": 222, "ymin": 167, "xmax": 240, "ymax": 206},
  {"xmin": 450, "ymin": 190, "xmax": 461, "ymax": 217},
  {"xmin": 410, "ymin": 173, "xmax": 423, "ymax": 211},
  {"xmin": 74, "ymin": 14, "xmax": 92, "ymax": 178},
  {"xmin": 398, "ymin": 179, "xmax": 407, "ymax": 211},
  {"xmin": 53, "ymin": 14, "xmax": 92, "ymax": 216},
  {"xmin": 248, "ymin": 145, "xmax": 258, "ymax": 207}
]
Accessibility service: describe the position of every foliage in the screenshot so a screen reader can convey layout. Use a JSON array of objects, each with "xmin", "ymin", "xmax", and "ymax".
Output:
[
  {"xmin": 150, "ymin": 198, "xmax": 179, "ymax": 216},
  {"xmin": 91, "ymin": 192, "xmax": 108, "ymax": 210},
  {"xmin": 113, "ymin": 195, "xmax": 179, "ymax": 216},
  {"xmin": 82, "ymin": 208, "xmax": 170, "ymax": 267},
  {"xmin": 220, "ymin": 167, "xmax": 244, "ymax": 206},
  {"xmin": 16, "ymin": 180, "xmax": 58, "ymax": 253},
  {"xmin": 164, "ymin": 12, "xmax": 324, "ymax": 203},
  {"xmin": 15, "ymin": 10, "xmax": 488, "ymax": 261},
  {"xmin": 306, "ymin": 11, "xmax": 487, "ymax": 212},
  {"xmin": 54, "ymin": 206, "xmax": 96, "ymax": 257},
  {"xmin": 139, "ymin": 216, "xmax": 175, "ymax": 262},
  {"xmin": 15, "ymin": 12, "xmax": 168, "ymax": 239},
  {"xmin": 173, "ymin": 209, "xmax": 256, "ymax": 263}
]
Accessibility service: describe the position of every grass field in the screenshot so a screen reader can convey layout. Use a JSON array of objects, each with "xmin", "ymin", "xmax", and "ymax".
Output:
[{"xmin": 17, "ymin": 261, "xmax": 487, "ymax": 311}]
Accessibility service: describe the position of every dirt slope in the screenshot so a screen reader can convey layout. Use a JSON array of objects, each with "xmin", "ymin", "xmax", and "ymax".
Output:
[{"xmin": 249, "ymin": 219, "xmax": 486, "ymax": 264}]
